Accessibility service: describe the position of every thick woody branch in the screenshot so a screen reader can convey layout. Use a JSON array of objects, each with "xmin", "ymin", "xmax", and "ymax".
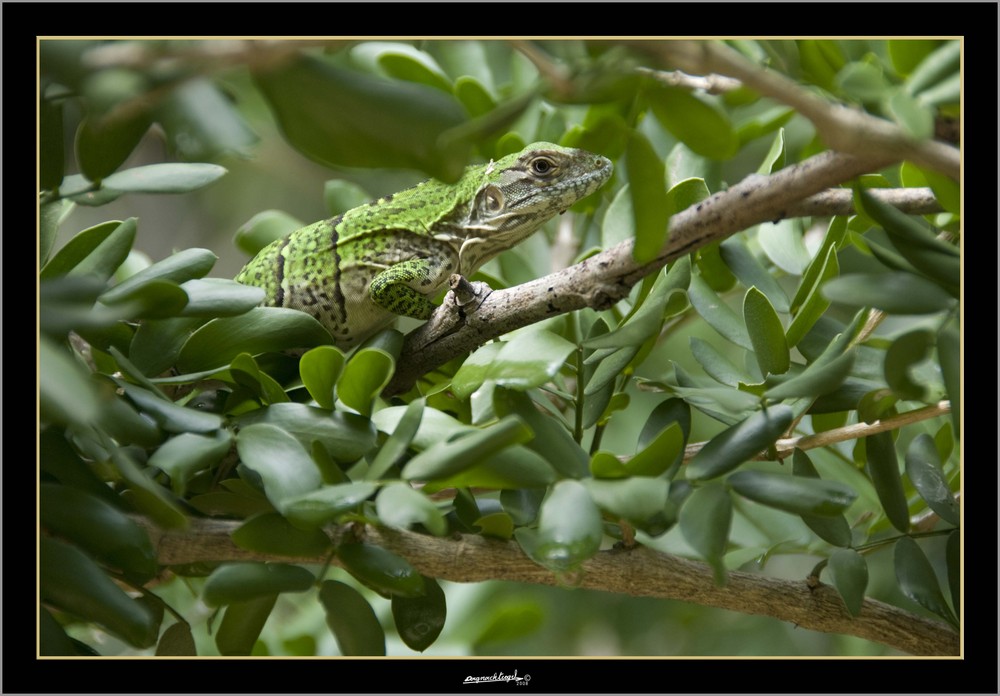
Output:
[
  {"xmin": 641, "ymin": 41, "xmax": 960, "ymax": 180},
  {"xmin": 386, "ymin": 150, "xmax": 902, "ymax": 394},
  {"xmin": 138, "ymin": 517, "xmax": 958, "ymax": 656}
]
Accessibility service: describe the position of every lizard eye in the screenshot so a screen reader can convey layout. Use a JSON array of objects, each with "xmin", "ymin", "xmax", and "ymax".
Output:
[{"xmin": 530, "ymin": 157, "xmax": 556, "ymax": 176}]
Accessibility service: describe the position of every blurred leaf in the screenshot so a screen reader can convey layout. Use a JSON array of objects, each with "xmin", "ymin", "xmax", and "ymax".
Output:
[
  {"xmin": 76, "ymin": 109, "xmax": 152, "ymax": 182},
  {"xmin": 686, "ymin": 405, "xmax": 793, "ymax": 481},
  {"xmin": 40, "ymin": 537, "xmax": 158, "ymax": 648},
  {"xmin": 894, "ymin": 537, "xmax": 957, "ymax": 626},
  {"xmin": 744, "ymin": 287, "xmax": 789, "ymax": 376},
  {"xmin": 338, "ymin": 543, "xmax": 425, "ymax": 598},
  {"xmin": 324, "ymin": 180, "xmax": 371, "ymax": 217},
  {"xmin": 679, "ymin": 482, "xmax": 732, "ymax": 585},
  {"xmin": 155, "ymin": 77, "xmax": 257, "ymax": 161},
  {"xmin": 518, "ymin": 480, "xmax": 603, "ymax": 573},
  {"xmin": 627, "ymin": 131, "xmax": 670, "ymax": 263},
  {"xmin": 319, "ymin": 580, "xmax": 386, "ymax": 656},
  {"xmin": 865, "ymin": 432, "xmax": 910, "ymax": 533},
  {"xmin": 584, "ymin": 477, "xmax": 670, "ymax": 528},
  {"xmin": 884, "ymin": 329, "xmax": 936, "ymax": 402},
  {"xmin": 758, "ymin": 219, "xmax": 810, "ymax": 276},
  {"xmin": 376, "ymin": 482, "xmax": 448, "ymax": 536},
  {"xmin": 253, "ymin": 53, "xmax": 470, "ymax": 182},
  {"xmin": 40, "ymin": 92, "xmax": 65, "ymax": 190},
  {"xmin": 946, "ymin": 530, "xmax": 960, "ymax": 616},
  {"xmin": 756, "ymin": 127, "xmax": 786, "ymax": 174},
  {"xmin": 647, "ymin": 85, "xmax": 738, "ymax": 160},
  {"xmin": 177, "ymin": 307, "xmax": 333, "ymax": 373},
  {"xmin": 886, "ymin": 89, "xmax": 934, "ymax": 140},
  {"xmin": 888, "ymin": 40, "xmax": 941, "ymax": 76},
  {"xmin": 100, "ymin": 163, "xmax": 227, "ymax": 193},
  {"xmin": 727, "ymin": 470, "xmax": 857, "ymax": 516},
  {"xmin": 215, "ymin": 595, "xmax": 277, "ymax": 656},
  {"xmin": 905, "ymin": 434, "xmax": 959, "ymax": 525},
  {"xmin": 904, "ymin": 40, "xmax": 959, "ymax": 96},
  {"xmin": 232, "ymin": 512, "xmax": 332, "ymax": 556},
  {"xmin": 823, "ymin": 273, "xmax": 956, "ymax": 315},
  {"xmin": 836, "ymin": 61, "xmax": 889, "ymax": 103},
  {"xmin": 828, "ymin": 549, "xmax": 868, "ymax": 617},
  {"xmin": 40, "ymin": 199, "xmax": 74, "ymax": 268},
  {"xmin": 117, "ymin": 380, "xmax": 222, "ymax": 433},
  {"xmin": 203, "ymin": 562, "xmax": 314, "ymax": 606},
  {"xmin": 39, "ymin": 337, "xmax": 101, "ymax": 427},
  {"xmin": 40, "ymin": 218, "xmax": 136, "ymax": 281},
  {"xmin": 392, "ymin": 576, "xmax": 447, "ymax": 652},
  {"xmin": 300, "ymin": 345, "xmax": 346, "ymax": 410},
  {"xmin": 234, "ymin": 210, "xmax": 304, "ymax": 257},
  {"xmin": 40, "ymin": 484, "xmax": 158, "ymax": 583},
  {"xmin": 156, "ymin": 622, "xmax": 197, "ymax": 656}
]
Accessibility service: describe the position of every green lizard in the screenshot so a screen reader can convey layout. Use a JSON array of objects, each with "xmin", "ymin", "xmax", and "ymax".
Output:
[{"xmin": 236, "ymin": 142, "xmax": 613, "ymax": 349}]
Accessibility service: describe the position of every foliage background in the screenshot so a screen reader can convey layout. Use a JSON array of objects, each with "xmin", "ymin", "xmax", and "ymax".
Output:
[{"xmin": 38, "ymin": 37, "xmax": 961, "ymax": 661}]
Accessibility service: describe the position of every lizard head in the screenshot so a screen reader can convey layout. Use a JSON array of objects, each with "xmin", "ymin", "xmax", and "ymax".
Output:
[{"xmin": 456, "ymin": 142, "xmax": 613, "ymax": 271}]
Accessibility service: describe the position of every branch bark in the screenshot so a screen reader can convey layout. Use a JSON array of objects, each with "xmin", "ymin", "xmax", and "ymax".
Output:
[
  {"xmin": 139, "ymin": 517, "xmax": 959, "ymax": 657},
  {"xmin": 386, "ymin": 149, "xmax": 902, "ymax": 394}
]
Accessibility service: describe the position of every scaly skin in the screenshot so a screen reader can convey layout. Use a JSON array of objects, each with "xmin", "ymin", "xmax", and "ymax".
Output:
[{"xmin": 236, "ymin": 142, "xmax": 613, "ymax": 348}]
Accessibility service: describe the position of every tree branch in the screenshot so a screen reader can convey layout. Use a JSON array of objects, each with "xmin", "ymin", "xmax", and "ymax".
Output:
[
  {"xmin": 138, "ymin": 517, "xmax": 959, "ymax": 656},
  {"xmin": 386, "ymin": 149, "xmax": 900, "ymax": 395},
  {"xmin": 641, "ymin": 41, "xmax": 960, "ymax": 180}
]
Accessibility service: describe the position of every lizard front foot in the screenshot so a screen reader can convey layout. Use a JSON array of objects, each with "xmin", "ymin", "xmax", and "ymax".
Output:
[{"xmin": 411, "ymin": 274, "xmax": 493, "ymax": 350}]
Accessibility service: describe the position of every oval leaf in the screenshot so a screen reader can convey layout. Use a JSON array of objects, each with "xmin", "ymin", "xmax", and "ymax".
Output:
[
  {"xmin": 679, "ymin": 482, "xmax": 732, "ymax": 585},
  {"xmin": 686, "ymin": 405, "xmax": 793, "ymax": 481},
  {"xmin": 744, "ymin": 286, "xmax": 790, "ymax": 376},
  {"xmin": 215, "ymin": 595, "xmax": 276, "ymax": 656},
  {"xmin": 232, "ymin": 512, "xmax": 332, "ymax": 557},
  {"xmin": 525, "ymin": 480, "xmax": 603, "ymax": 573},
  {"xmin": 904, "ymin": 433, "xmax": 959, "ymax": 525},
  {"xmin": 823, "ymin": 273, "xmax": 956, "ymax": 315},
  {"xmin": 865, "ymin": 432, "xmax": 910, "ymax": 533},
  {"xmin": 147, "ymin": 430, "xmax": 232, "ymax": 496},
  {"xmin": 319, "ymin": 580, "xmax": 386, "ymax": 656},
  {"xmin": 828, "ymin": 548, "xmax": 868, "ymax": 617},
  {"xmin": 283, "ymin": 482, "xmax": 379, "ymax": 529},
  {"xmin": 235, "ymin": 403, "xmax": 377, "ymax": 465},
  {"xmin": 627, "ymin": 131, "xmax": 670, "ymax": 263},
  {"xmin": 401, "ymin": 415, "xmax": 533, "ymax": 481},
  {"xmin": 101, "ymin": 163, "xmax": 227, "ymax": 193},
  {"xmin": 727, "ymin": 470, "xmax": 857, "ymax": 516},
  {"xmin": 236, "ymin": 423, "xmax": 323, "ymax": 511},
  {"xmin": 338, "ymin": 348, "xmax": 395, "ymax": 417},
  {"xmin": 300, "ymin": 345, "xmax": 346, "ymax": 410},
  {"xmin": 337, "ymin": 543, "xmax": 425, "ymax": 598},
  {"xmin": 376, "ymin": 483, "xmax": 448, "ymax": 536},
  {"xmin": 202, "ymin": 562, "xmax": 314, "ymax": 607},
  {"xmin": 391, "ymin": 576, "xmax": 447, "ymax": 652},
  {"xmin": 894, "ymin": 536, "xmax": 957, "ymax": 626}
]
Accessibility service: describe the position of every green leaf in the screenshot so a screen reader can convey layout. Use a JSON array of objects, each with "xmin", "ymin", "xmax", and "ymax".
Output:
[
  {"xmin": 765, "ymin": 349, "xmax": 855, "ymax": 402},
  {"xmin": 583, "ymin": 477, "xmax": 670, "ymax": 528},
  {"xmin": 792, "ymin": 449, "xmax": 852, "ymax": 547},
  {"xmin": 483, "ymin": 331, "xmax": 576, "ymax": 390},
  {"xmin": 234, "ymin": 210, "xmax": 304, "ymax": 257},
  {"xmin": 146, "ymin": 431, "xmax": 231, "ymax": 496},
  {"xmin": 884, "ymin": 329, "xmax": 936, "ymax": 402},
  {"xmin": 39, "ymin": 337, "xmax": 102, "ymax": 427},
  {"xmin": 117, "ymin": 381, "xmax": 223, "ymax": 433},
  {"xmin": 283, "ymin": 482, "xmax": 379, "ymax": 529},
  {"xmin": 785, "ymin": 245, "xmax": 839, "ymax": 348},
  {"xmin": 519, "ymin": 480, "xmax": 603, "ymax": 573},
  {"xmin": 835, "ymin": 61, "xmax": 889, "ymax": 103},
  {"xmin": 757, "ymin": 127, "xmax": 786, "ymax": 174},
  {"xmin": 177, "ymin": 307, "xmax": 333, "ymax": 373},
  {"xmin": 690, "ymin": 337, "xmax": 749, "ymax": 387},
  {"xmin": 492, "ymin": 387, "xmax": 589, "ymax": 479},
  {"xmin": 391, "ymin": 576, "xmax": 447, "ymax": 652},
  {"xmin": 100, "ymin": 163, "xmax": 227, "ymax": 193},
  {"xmin": 319, "ymin": 580, "xmax": 386, "ymax": 656},
  {"xmin": 428, "ymin": 446, "xmax": 556, "ymax": 490},
  {"xmin": 888, "ymin": 40, "xmax": 941, "ymax": 76},
  {"xmin": 946, "ymin": 530, "xmax": 960, "ymax": 616},
  {"xmin": 215, "ymin": 595, "xmax": 277, "ymax": 656},
  {"xmin": 40, "ymin": 92, "xmax": 65, "ymax": 191},
  {"xmin": 338, "ymin": 348, "xmax": 395, "ymax": 417},
  {"xmin": 828, "ymin": 549, "xmax": 868, "ymax": 617},
  {"xmin": 235, "ymin": 403, "xmax": 377, "ymax": 464},
  {"xmin": 76, "ymin": 110, "xmax": 152, "ymax": 182},
  {"xmin": 679, "ymin": 482, "xmax": 732, "ymax": 585},
  {"xmin": 175, "ymin": 279, "xmax": 265, "ymax": 317},
  {"xmin": 109, "ymin": 446, "xmax": 189, "ymax": 529},
  {"xmin": 905, "ymin": 434, "xmax": 959, "ymax": 525},
  {"xmin": 40, "ymin": 484, "xmax": 158, "ymax": 583},
  {"xmin": 253, "ymin": 53, "xmax": 470, "ymax": 182},
  {"xmin": 904, "ymin": 40, "xmax": 960, "ymax": 96},
  {"xmin": 865, "ymin": 432, "xmax": 910, "ymax": 533},
  {"xmin": 299, "ymin": 345, "xmax": 346, "ymax": 410},
  {"xmin": 202, "ymin": 562, "xmax": 314, "ymax": 606},
  {"xmin": 720, "ymin": 237, "xmax": 789, "ymax": 313},
  {"xmin": 936, "ymin": 318, "xmax": 960, "ymax": 437},
  {"xmin": 367, "ymin": 398, "xmax": 425, "ymax": 480},
  {"xmin": 686, "ymin": 405, "xmax": 794, "ymax": 481},
  {"xmin": 40, "ymin": 537, "xmax": 158, "ymax": 648},
  {"xmin": 647, "ymin": 85, "xmax": 738, "ymax": 160},
  {"xmin": 627, "ymin": 131, "xmax": 670, "ymax": 263},
  {"xmin": 232, "ymin": 512, "xmax": 333, "ymax": 557},
  {"xmin": 758, "ymin": 219, "xmax": 810, "ymax": 276},
  {"xmin": 894, "ymin": 537, "xmax": 957, "ymax": 626},
  {"xmin": 155, "ymin": 77, "xmax": 257, "ymax": 161},
  {"xmin": 236, "ymin": 424, "xmax": 323, "ymax": 511},
  {"xmin": 40, "ymin": 218, "xmax": 136, "ymax": 281},
  {"xmin": 376, "ymin": 483, "xmax": 448, "ymax": 536},
  {"xmin": 727, "ymin": 470, "xmax": 857, "ymax": 516},
  {"xmin": 886, "ymin": 89, "xmax": 934, "ymax": 140},
  {"xmin": 338, "ymin": 543, "xmax": 425, "ymax": 598},
  {"xmin": 156, "ymin": 622, "xmax": 197, "ymax": 656},
  {"xmin": 688, "ymin": 273, "xmax": 752, "ymax": 349},
  {"xmin": 744, "ymin": 287, "xmax": 790, "ymax": 376},
  {"xmin": 450, "ymin": 342, "xmax": 504, "ymax": 401},
  {"xmin": 402, "ymin": 415, "xmax": 533, "ymax": 481},
  {"xmin": 823, "ymin": 273, "xmax": 956, "ymax": 315},
  {"xmin": 626, "ymin": 422, "xmax": 684, "ymax": 477}
]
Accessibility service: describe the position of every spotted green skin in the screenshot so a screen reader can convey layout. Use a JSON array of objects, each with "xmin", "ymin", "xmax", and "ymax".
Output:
[{"xmin": 236, "ymin": 142, "xmax": 613, "ymax": 349}]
